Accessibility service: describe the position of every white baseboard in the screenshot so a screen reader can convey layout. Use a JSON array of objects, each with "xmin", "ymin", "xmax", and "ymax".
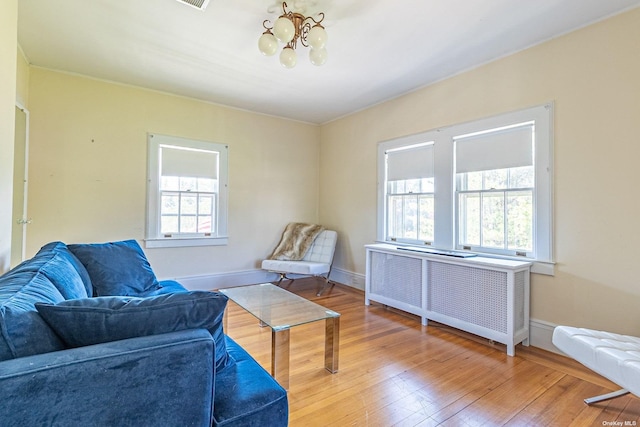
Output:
[
  {"xmin": 529, "ymin": 318, "xmax": 562, "ymax": 354},
  {"xmin": 168, "ymin": 268, "xmax": 561, "ymax": 354},
  {"xmin": 329, "ymin": 267, "xmax": 365, "ymax": 291},
  {"xmin": 171, "ymin": 267, "xmax": 368, "ymax": 291}
]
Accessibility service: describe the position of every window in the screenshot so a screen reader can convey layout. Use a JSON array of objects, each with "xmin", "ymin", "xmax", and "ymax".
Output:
[
  {"xmin": 146, "ymin": 134, "xmax": 228, "ymax": 248},
  {"xmin": 455, "ymin": 123, "xmax": 535, "ymax": 256},
  {"xmin": 377, "ymin": 104, "xmax": 553, "ymax": 274},
  {"xmin": 385, "ymin": 143, "xmax": 435, "ymax": 245}
]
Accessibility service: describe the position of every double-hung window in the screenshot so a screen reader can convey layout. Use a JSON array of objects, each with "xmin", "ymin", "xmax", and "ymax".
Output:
[
  {"xmin": 377, "ymin": 104, "xmax": 553, "ymax": 274},
  {"xmin": 385, "ymin": 142, "xmax": 435, "ymax": 245},
  {"xmin": 146, "ymin": 133, "xmax": 228, "ymax": 248},
  {"xmin": 455, "ymin": 123, "xmax": 535, "ymax": 257}
]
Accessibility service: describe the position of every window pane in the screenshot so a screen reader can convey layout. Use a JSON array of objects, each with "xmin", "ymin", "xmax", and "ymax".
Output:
[
  {"xmin": 418, "ymin": 195, "xmax": 434, "ymax": 241},
  {"xmin": 388, "ymin": 180, "xmax": 406, "ymax": 194},
  {"xmin": 507, "ymin": 191, "xmax": 533, "ymax": 251},
  {"xmin": 402, "ymin": 196, "xmax": 418, "ymax": 240},
  {"xmin": 181, "ymin": 194, "xmax": 197, "ymax": 214},
  {"xmin": 161, "ymin": 176, "xmax": 179, "ymax": 191},
  {"xmin": 197, "ymin": 178, "xmax": 215, "ymax": 192},
  {"xmin": 483, "ymin": 169, "xmax": 508, "ymax": 190},
  {"xmin": 421, "ymin": 178, "xmax": 435, "ymax": 193},
  {"xmin": 198, "ymin": 215, "xmax": 213, "ymax": 233},
  {"xmin": 199, "ymin": 194, "xmax": 213, "ymax": 214},
  {"xmin": 387, "ymin": 195, "xmax": 403, "ymax": 238},
  {"xmin": 458, "ymin": 171, "xmax": 483, "ymax": 191},
  {"xmin": 180, "ymin": 216, "xmax": 197, "ymax": 233},
  {"xmin": 405, "ymin": 179, "xmax": 421, "ymax": 194},
  {"xmin": 458, "ymin": 193, "xmax": 480, "ymax": 245},
  {"xmin": 161, "ymin": 215, "xmax": 178, "ymax": 234},
  {"xmin": 509, "ymin": 166, "xmax": 534, "ymax": 189},
  {"xmin": 179, "ymin": 177, "xmax": 197, "ymax": 192},
  {"xmin": 161, "ymin": 194, "xmax": 179, "ymax": 215},
  {"xmin": 482, "ymin": 192, "xmax": 505, "ymax": 248}
]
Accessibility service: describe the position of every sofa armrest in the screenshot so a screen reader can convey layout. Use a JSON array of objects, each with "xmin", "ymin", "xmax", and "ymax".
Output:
[{"xmin": 0, "ymin": 329, "xmax": 215, "ymax": 427}]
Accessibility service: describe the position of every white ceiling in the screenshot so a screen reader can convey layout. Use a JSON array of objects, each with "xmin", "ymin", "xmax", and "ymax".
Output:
[{"xmin": 17, "ymin": 0, "xmax": 640, "ymax": 124}]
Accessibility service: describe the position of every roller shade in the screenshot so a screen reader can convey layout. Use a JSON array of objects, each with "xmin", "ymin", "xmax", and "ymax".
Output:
[
  {"xmin": 455, "ymin": 124, "xmax": 533, "ymax": 173},
  {"xmin": 161, "ymin": 145, "xmax": 218, "ymax": 179},
  {"xmin": 387, "ymin": 143, "xmax": 434, "ymax": 181}
]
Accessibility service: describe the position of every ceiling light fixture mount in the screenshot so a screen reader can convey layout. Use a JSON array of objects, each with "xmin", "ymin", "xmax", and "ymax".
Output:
[{"xmin": 258, "ymin": 1, "xmax": 328, "ymax": 68}]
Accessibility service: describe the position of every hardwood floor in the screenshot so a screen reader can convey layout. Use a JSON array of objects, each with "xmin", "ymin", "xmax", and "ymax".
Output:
[{"xmin": 221, "ymin": 278, "xmax": 640, "ymax": 426}]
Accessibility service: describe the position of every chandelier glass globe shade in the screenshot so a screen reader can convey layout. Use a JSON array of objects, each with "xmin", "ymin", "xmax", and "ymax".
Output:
[
  {"xmin": 273, "ymin": 17, "xmax": 295, "ymax": 43},
  {"xmin": 279, "ymin": 47, "xmax": 297, "ymax": 68},
  {"xmin": 258, "ymin": 32, "xmax": 278, "ymax": 56},
  {"xmin": 307, "ymin": 25, "xmax": 327, "ymax": 50},
  {"xmin": 309, "ymin": 47, "xmax": 328, "ymax": 66}
]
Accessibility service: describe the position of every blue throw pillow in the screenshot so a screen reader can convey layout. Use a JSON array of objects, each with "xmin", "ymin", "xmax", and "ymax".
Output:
[
  {"xmin": 68, "ymin": 240, "xmax": 160, "ymax": 296},
  {"xmin": 36, "ymin": 291, "xmax": 230, "ymax": 371}
]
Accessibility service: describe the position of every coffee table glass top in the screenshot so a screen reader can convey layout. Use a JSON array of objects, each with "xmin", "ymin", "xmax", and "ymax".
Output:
[{"xmin": 219, "ymin": 283, "xmax": 339, "ymax": 331}]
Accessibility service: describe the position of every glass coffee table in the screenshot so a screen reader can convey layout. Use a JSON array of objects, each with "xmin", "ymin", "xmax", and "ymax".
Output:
[{"xmin": 220, "ymin": 283, "xmax": 340, "ymax": 389}]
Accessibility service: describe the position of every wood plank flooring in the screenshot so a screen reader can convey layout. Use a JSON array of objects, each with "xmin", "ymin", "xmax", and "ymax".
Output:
[{"xmin": 220, "ymin": 278, "xmax": 640, "ymax": 426}]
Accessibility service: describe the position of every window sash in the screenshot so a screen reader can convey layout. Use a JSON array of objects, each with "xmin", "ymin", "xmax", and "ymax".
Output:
[{"xmin": 160, "ymin": 190, "xmax": 217, "ymax": 236}]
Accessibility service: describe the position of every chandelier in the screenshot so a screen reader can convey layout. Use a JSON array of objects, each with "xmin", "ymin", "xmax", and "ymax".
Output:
[{"xmin": 258, "ymin": 1, "xmax": 328, "ymax": 68}]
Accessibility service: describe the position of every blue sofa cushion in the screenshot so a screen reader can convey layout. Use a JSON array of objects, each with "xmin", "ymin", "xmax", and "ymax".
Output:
[
  {"xmin": 36, "ymin": 291, "xmax": 230, "ymax": 371},
  {"xmin": 138, "ymin": 280, "xmax": 189, "ymax": 297},
  {"xmin": 38, "ymin": 241, "xmax": 93, "ymax": 297},
  {"xmin": 0, "ymin": 271, "xmax": 66, "ymax": 361},
  {"xmin": 213, "ymin": 336, "xmax": 288, "ymax": 427},
  {"xmin": 68, "ymin": 240, "xmax": 160, "ymax": 296}
]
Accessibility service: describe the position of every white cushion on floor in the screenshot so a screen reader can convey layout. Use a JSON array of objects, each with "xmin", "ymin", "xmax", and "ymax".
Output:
[{"xmin": 552, "ymin": 326, "xmax": 640, "ymax": 397}]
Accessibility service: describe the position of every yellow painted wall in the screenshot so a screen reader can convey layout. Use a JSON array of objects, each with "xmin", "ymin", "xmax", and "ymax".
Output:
[
  {"xmin": 26, "ymin": 68, "xmax": 320, "ymax": 279},
  {"xmin": 0, "ymin": 0, "xmax": 18, "ymax": 273},
  {"xmin": 320, "ymin": 8, "xmax": 640, "ymax": 334}
]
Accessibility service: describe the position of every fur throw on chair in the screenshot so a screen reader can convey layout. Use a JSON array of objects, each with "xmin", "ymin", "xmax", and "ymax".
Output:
[{"xmin": 269, "ymin": 223, "xmax": 325, "ymax": 261}]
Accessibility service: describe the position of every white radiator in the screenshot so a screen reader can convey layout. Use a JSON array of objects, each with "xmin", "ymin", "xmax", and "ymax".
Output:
[{"xmin": 365, "ymin": 244, "xmax": 531, "ymax": 356}]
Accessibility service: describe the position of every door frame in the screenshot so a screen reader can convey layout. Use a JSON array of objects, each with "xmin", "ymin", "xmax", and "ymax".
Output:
[{"xmin": 11, "ymin": 102, "xmax": 29, "ymax": 265}]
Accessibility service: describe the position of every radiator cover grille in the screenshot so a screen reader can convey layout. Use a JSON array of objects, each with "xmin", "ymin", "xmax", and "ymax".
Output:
[
  {"xmin": 428, "ymin": 262, "xmax": 508, "ymax": 333},
  {"xmin": 370, "ymin": 251, "xmax": 422, "ymax": 309}
]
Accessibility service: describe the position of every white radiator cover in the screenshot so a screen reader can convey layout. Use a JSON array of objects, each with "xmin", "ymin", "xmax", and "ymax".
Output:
[{"xmin": 365, "ymin": 244, "xmax": 531, "ymax": 356}]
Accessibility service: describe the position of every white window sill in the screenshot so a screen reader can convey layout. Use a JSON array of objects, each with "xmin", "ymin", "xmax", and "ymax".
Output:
[{"xmin": 144, "ymin": 236, "xmax": 228, "ymax": 249}]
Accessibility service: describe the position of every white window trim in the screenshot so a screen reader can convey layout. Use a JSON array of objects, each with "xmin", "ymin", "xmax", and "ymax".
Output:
[
  {"xmin": 145, "ymin": 133, "xmax": 229, "ymax": 248},
  {"xmin": 377, "ymin": 103, "xmax": 554, "ymax": 275}
]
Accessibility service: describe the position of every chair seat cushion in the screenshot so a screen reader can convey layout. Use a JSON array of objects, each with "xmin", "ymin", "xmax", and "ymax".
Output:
[
  {"xmin": 261, "ymin": 259, "xmax": 330, "ymax": 275},
  {"xmin": 552, "ymin": 326, "xmax": 640, "ymax": 397}
]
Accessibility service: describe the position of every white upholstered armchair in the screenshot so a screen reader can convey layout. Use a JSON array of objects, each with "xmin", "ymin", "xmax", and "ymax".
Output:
[{"xmin": 262, "ymin": 229, "xmax": 338, "ymax": 296}]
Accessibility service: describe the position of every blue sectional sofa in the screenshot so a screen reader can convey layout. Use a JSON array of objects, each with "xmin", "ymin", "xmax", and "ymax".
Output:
[{"xmin": 0, "ymin": 240, "xmax": 288, "ymax": 426}]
